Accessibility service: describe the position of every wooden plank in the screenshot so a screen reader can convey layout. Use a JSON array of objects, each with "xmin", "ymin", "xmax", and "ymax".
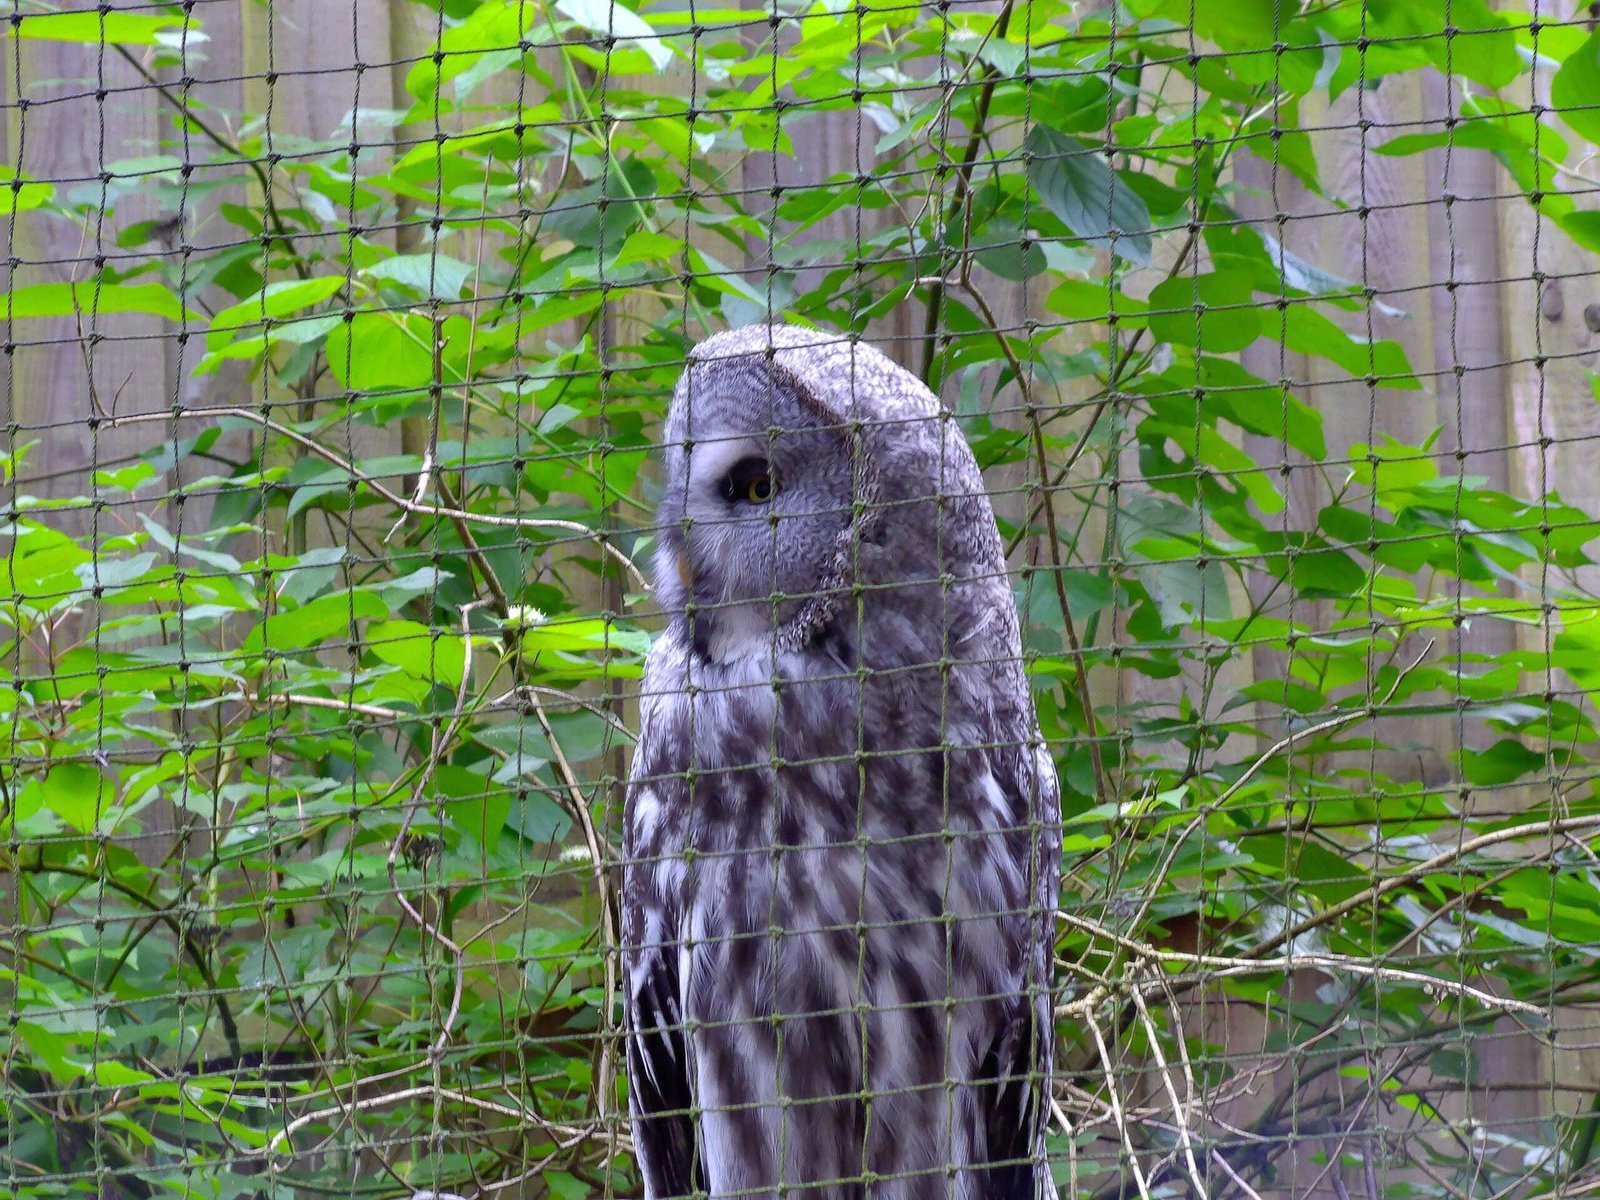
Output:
[
  {"xmin": 1494, "ymin": 60, "xmax": 1600, "ymax": 1177},
  {"xmin": 5, "ymin": 26, "xmax": 165, "ymax": 525}
]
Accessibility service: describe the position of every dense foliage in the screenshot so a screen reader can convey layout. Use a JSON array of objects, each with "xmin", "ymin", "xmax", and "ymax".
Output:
[{"xmin": 4, "ymin": 0, "xmax": 1600, "ymax": 1196}]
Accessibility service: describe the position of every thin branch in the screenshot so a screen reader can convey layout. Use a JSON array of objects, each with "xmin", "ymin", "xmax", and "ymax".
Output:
[
  {"xmin": 999, "ymin": 82, "xmax": 1275, "ymax": 562},
  {"xmin": 111, "ymin": 44, "xmax": 316, "ymax": 282},
  {"xmin": 1215, "ymin": 638, "xmax": 1434, "ymax": 811},
  {"xmin": 265, "ymin": 1084, "xmax": 612, "ymax": 1161},
  {"xmin": 1087, "ymin": 1013, "xmax": 1155, "ymax": 1200},
  {"xmin": 1212, "ymin": 1148, "xmax": 1267, "ymax": 1200},
  {"xmin": 1056, "ymin": 910, "xmax": 1547, "ymax": 1019},
  {"xmin": 1129, "ymin": 982, "xmax": 1208, "ymax": 1197},
  {"xmin": 954, "ymin": 270, "xmax": 1109, "ymax": 808},
  {"xmin": 1242, "ymin": 811, "xmax": 1600, "ymax": 962},
  {"xmin": 85, "ymin": 406, "xmax": 648, "ymax": 591},
  {"xmin": 244, "ymin": 686, "xmax": 629, "ymax": 735},
  {"xmin": 386, "ymin": 603, "xmax": 490, "ymax": 1055},
  {"xmin": 522, "ymin": 683, "xmax": 620, "ymax": 1125},
  {"xmin": 918, "ymin": 0, "xmax": 1016, "ymax": 383},
  {"xmin": 1, "ymin": 857, "xmax": 243, "ymax": 1061}
]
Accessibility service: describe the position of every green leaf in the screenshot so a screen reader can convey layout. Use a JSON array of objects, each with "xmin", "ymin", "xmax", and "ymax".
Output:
[
  {"xmin": 444, "ymin": 776, "xmax": 513, "ymax": 850},
  {"xmin": 1560, "ymin": 210, "xmax": 1600, "ymax": 254},
  {"xmin": 1147, "ymin": 272, "xmax": 1262, "ymax": 353},
  {"xmin": 15, "ymin": 763, "xmax": 106, "ymax": 834},
  {"xmin": 74, "ymin": 552, "xmax": 159, "ymax": 595},
  {"xmin": 608, "ymin": 230, "xmax": 686, "ymax": 271},
  {"xmin": 95, "ymin": 461, "xmax": 156, "ymax": 493},
  {"xmin": 1045, "ymin": 278, "xmax": 1147, "ymax": 324},
  {"xmin": 1057, "ymin": 570, "xmax": 1115, "ymax": 616},
  {"xmin": 1026, "ymin": 127, "xmax": 1152, "ymax": 265},
  {"xmin": 88, "ymin": 1061, "xmax": 158, "ymax": 1089},
  {"xmin": 1278, "ymin": 305, "xmax": 1419, "ymax": 389},
  {"xmin": 1197, "ymin": 358, "xmax": 1327, "ymax": 459},
  {"xmin": 1234, "ymin": 677, "xmax": 1330, "ymax": 715},
  {"xmin": 1133, "ymin": 557, "xmax": 1233, "ymax": 628},
  {"xmin": 1461, "ymin": 739, "xmax": 1545, "ymax": 786},
  {"xmin": 1500, "ymin": 870, "xmax": 1600, "ymax": 947},
  {"xmin": 369, "ymin": 619, "xmax": 470, "ymax": 691},
  {"xmin": 6, "ymin": 12, "xmax": 189, "ymax": 45},
  {"xmin": 1377, "ymin": 95, "xmax": 1569, "ymax": 222},
  {"xmin": 406, "ymin": 2, "xmax": 528, "ymax": 99},
  {"xmin": 1133, "ymin": 0, "xmax": 1322, "ymax": 90},
  {"xmin": 324, "ymin": 311, "xmax": 436, "ymax": 395},
  {"xmin": 206, "ymin": 277, "xmax": 345, "ymax": 353},
  {"xmin": 546, "ymin": 1172, "xmax": 590, "ymax": 1200},
  {"xmin": 2, "ymin": 539, "xmax": 91, "ymax": 600},
  {"xmin": 0, "ymin": 167, "xmax": 52, "ymax": 215},
  {"xmin": 972, "ymin": 219, "xmax": 1047, "ymax": 282},
  {"xmin": 280, "ymin": 459, "xmax": 355, "ymax": 523},
  {"xmin": 2, "ymin": 280, "xmax": 200, "ymax": 323},
  {"xmin": 1036, "ymin": 76, "xmax": 1113, "ymax": 134},
  {"xmin": 14, "ymin": 1021, "xmax": 83, "ymax": 1084},
  {"xmin": 1278, "ymin": 534, "xmax": 1367, "ymax": 596},
  {"xmin": 1206, "ymin": 213, "xmax": 1400, "ymax": 313},
  {"xmin": 241, "ymin": 590, "xmax": 389, "ymax": 656},
  {"xmin": 1369, "ymin": 0, "xmax": 1522, "ymax": 90},
  {"xmin": 1320, "ymin": 505, "xmax": 1434, "ymax": 573},
  {"xmin": 365, "ymin": 254, "xmax": 475, "ymax": 300},
  {"xmin": 1242, "ymin": 835, "xmax": 1369, "ymax": 902},
  {"xmin": 554, "ymin": 0, "xmax": 673, "ymax": 70},
  {"xmin": 511, "ymin": 612, "xmax": 652, "ymax": 658},
  {"xmin": 1552, "ymin": 30, "xmax": 1600, "ymax": 147},
  {"xmin": 1349, "ymin": 434, "xmax": 1440, "ymax": 495}
]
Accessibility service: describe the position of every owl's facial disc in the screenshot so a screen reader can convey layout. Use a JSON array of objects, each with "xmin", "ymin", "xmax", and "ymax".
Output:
[
  {"xmin": 664, "ymin": 420, "xmax": 852, "ymax": 663},
  {"xmin": 671, "ymin": 435, "xmax": 781, "ymax": 660},
  {"xmin": 657, "ymin": 347, "xmax": 861, "ymax": 663}
]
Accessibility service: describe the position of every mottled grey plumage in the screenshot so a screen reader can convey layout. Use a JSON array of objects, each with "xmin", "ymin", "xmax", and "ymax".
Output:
[{"xmin": 623, "ymin": 324, "xmax": 1060, "ymax": 1200}]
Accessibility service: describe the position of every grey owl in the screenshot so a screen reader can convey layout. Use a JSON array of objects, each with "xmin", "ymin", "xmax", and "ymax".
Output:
[{"xmin": 622, "ymin": 324, "xmax": 1061, "ymax": 1200}]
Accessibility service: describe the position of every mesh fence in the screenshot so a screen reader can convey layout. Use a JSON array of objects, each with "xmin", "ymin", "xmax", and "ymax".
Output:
[{"xmin": 2, "ymin": 0, "xmax": 1598, "ymax": 1197}]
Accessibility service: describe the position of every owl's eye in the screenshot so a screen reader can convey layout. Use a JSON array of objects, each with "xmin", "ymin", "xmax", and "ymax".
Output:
[{"xmin": 720, "ymin": 456, "xmax": 779, "ymax": 505}]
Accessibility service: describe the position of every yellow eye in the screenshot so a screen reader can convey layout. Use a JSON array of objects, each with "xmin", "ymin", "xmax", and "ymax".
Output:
[{"xmin": 721, "ymin": 457, "xmax": 779, "ymax": 505}]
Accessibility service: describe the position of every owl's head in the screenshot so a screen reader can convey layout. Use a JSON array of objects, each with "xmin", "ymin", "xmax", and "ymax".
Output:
[{"xmin": 653, "ymin": 324, "xmax": 964, "ymax": 664}]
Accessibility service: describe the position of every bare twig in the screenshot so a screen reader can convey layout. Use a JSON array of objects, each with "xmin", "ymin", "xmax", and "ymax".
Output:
[
  {"xmin": 918, "ymin": 0, "xmax": 1016, "ymax": 383},
  {"xmin": 1213, "ymin": 1148, "xmax": 1267, "ymax": 1200},
  {"xmin": 244, "ymin": 687, "xmax": 629, "ymax": 736},
  {"xmin": 387, "ymin": 603, "xmax": 490, "ymax": 1055},
  {"xmin": 112, "ymin": 44, "xmax": 317, "ymax": 282},
  {"xmin": 265, "ymin": 1084, "xmax": 612, "ymax": 1161},
  {"xmin": 1216, "ymin": 638, "xmax": 1435, "ymax": 811},
  {"xmin": 1129, "ymin": 981, "xmax": 1208, "ymax": 1197},
  {"xmin": 1056, "ymin": 910, "xmax": 1547, "ymax": 1019},
  {"xmin": 1243, "ymin": 811, "xmax": 1600, "ymax": 962},
  {"xmin": 521, "ymin": 684, "xmax": 620, "ymax": 1124},
  {"xmin": 88, "ymin": 406, "xmax": 648, "ymax": 591},
  {"xmin": 1087, "ymin": 1014, "xmax": 1155, "ymax": 1200},
  {"xmin": 955, "ymin": 269, "xmax": 1108, "ymax": 808}
]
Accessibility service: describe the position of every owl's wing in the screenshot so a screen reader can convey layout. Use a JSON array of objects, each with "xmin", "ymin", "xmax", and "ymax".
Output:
[
  {"xmin": 979, "ymin": 1011, "xmax": 1047, "ymax": 1199},
  {"xmin": 978, "ymin": 740, "xmax": 1062, "ymax": 1200},
  {"xmin": 624, "ymin": 774, "xmax": 700, "ymax": 1196},
  {"xmin": 622, "ymin": 872, "xmax": 698, "ymax": 1200},
  {"xmin": 621, "ymin": 633, "xmax": 702, "ymax": 1199}
]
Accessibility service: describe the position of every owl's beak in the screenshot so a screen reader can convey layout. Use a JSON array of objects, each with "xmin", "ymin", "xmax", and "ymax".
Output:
[{"xmin": 676, "ymin": 549, "xmax": 694, "ymax": 590}]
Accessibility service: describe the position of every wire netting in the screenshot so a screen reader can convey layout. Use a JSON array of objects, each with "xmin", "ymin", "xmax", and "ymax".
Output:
[{"xmin": 2, "ymin": 0, "xmax": 1598, "ymax": 1197}]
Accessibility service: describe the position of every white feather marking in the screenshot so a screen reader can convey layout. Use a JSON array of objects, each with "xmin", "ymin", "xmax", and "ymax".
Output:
[
  {"xmin": 703, "ymin": 601, "xmax": 779, "ymax": 663},
  {"xmin": 631, "ymin": 787, "xmax": 661, "ymax": 842},
  {"xmin": 974, "ymin": 769, "xmax": 1010, "ymax": 832},
  {"xmin": 655, "ymin": 857, "xmax": 687, "ymax": 896}
]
